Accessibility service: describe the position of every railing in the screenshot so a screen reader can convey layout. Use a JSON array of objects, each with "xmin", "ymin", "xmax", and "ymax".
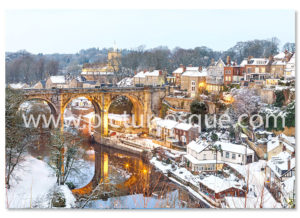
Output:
[{"xmin": 21, "ymin": 86, "xmax": 167, "ymax": 95}]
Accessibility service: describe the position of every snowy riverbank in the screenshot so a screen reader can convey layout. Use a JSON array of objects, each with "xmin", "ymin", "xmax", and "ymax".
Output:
[{"xmin": 6, "ymin": 155, "xmax": 76, "ymax": 208}]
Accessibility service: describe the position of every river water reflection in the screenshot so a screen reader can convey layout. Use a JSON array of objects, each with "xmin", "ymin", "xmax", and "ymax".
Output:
[{"xmin": 29, "ymin": 133, "xmax": 209, "ymax": 209}]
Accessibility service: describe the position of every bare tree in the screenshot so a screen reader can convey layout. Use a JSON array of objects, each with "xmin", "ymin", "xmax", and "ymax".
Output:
[
  {"xmin": 5, "ymin": 88, "xmax": 31, "ymax": 189},
  {"xmin": 47, "ymin": 128, "xmax": 84, "ymax": 185}
]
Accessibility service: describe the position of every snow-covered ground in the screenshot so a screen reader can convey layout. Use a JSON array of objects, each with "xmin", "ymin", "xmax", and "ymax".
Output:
[
  {"xmin": 6, "ymin": 155, "xmax": 76, "ymax": 208},
  {"xmin": 224, "ymin": 161, "xmax": 282, "ymax": 208},
  {"xmin": 150, "ymin": 156, "xmax": 282, "ymax": 208}
]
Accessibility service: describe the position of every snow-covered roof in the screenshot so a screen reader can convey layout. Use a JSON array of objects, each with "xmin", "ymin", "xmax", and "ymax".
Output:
[
  {"xmin": 287, "ymin": 53, "xmax": 295, "ymax": 64},
  {"xmin": 272, "ymin": 60, "xmax": 286, "ymax": 66},
  {"xmin": 108, "ymin": 113, "xmax": 131, "ymax": 121},
  {"xmin": 267, "ymin": 135, "xmax": 295, "ymax": 153},
  {"xmin": 240, "ymin": 59, "xmax": 247, "ymax": 67},
  {"xmin": 157, "ymin": 119, "xmax": 178, "ymax": 130},
  {"xmin": 172, "ymin": 67, "xmax": 185, "ymax": 74},
  {"xmin": 117, "ymin": 77, "xmax": 133, "ymax": 87},
  {"xmin": 174, "ymin": 122, "xmax": 197, "ymax": 131},
  {"xmin": 247, "ymin": 58, "xmax": 269, "ymax": 65},
  {"xmin": 274, "ymin": 52, "xmax": 286, "ymax": 59},
  {"xmin": 181, "ymin": 68, "xmax": 207, "ymax": 77},
  {"xmin": 9, "ymin": 83, "xmax": 29, "ymax": 89},
  {"xmin": 267, "ymin": 151, "xmax": 295, "ymax": 178},
  {"xmin": 214, "ymin": 141, "xmax": 254, "ymax": 155},
  {"xmin": 267, "ymin": 137, "xmax": 280, "ymax": 152},
  {"xmin": 184, "ymin": 154, "xmax": 222, "ymax": 165},
  {"xmin": 134, "ymin": 71, "xmax": 146, "ymax": 78},
  {"xmin": 144, "ymin": 70, "xmax": 162, "ymax": 77},
  {"xmin": 199, "ymin": 175, "xmax": 243, "ymax": 193},
  {"xmin": 187, "ymin": 139, "xmax": 210, "ymax": 153},
  {"xmin": 279, "ymin": 133, "xmax": 295, "ymax": 145},
  {"xmin": 50, "ymin": 75, "xmax": 66, "ymax": 84}
]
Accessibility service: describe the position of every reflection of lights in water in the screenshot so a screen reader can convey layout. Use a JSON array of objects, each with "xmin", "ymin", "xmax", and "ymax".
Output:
[{"xmin": 103, "ymin": 153, "xmax": 108, "ymax": 178}]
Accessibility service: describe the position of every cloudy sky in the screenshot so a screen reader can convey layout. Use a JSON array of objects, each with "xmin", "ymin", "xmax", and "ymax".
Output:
[{"xmin": 5, "ymin": 10, "xmax": 295, "ymax": 54}]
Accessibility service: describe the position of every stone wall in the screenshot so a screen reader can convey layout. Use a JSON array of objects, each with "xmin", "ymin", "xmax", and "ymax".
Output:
[{"xmin": 260, "ymin": 89, "xmax": 276, "ymax": 104}]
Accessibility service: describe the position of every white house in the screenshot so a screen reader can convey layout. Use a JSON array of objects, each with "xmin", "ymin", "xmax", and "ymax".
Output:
[
  {"xmin": 284, "ymin": 53, "xmax": 295, "ymax": 80},
  {"xmin": 184, "ymin": 140, "xmax": 255, "ymax": 172}
]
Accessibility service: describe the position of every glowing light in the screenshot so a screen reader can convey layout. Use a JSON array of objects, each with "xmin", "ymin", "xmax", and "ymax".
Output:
[
  {"xmin": 199, "ymin": 82, "xmax": 206, "ymax": 88},
  {"xmin": 143, "ymin": 169, "xmax": 147, "ymax": 174},
  {"xmin": 125, "ymin": 163, "xmax": 129, "ymax": 168}
]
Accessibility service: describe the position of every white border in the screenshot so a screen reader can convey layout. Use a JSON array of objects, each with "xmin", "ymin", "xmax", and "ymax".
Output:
[{"xmin": 0, "ymin": 0, "xmax": 299, "ymax": 218}]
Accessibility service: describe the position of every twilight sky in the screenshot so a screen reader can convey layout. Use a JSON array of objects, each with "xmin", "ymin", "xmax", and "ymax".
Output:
[{"xmin": 5, "ymin": 10, "xmax": 295, "ymax": 54}]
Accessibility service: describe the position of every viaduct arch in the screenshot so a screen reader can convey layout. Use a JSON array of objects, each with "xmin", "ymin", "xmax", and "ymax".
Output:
[{"xmin": 21, "ymin": 87, "xmax": 167, "ymax": 143}]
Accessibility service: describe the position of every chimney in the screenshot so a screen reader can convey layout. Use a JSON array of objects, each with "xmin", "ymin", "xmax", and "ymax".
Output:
[
  {"xmin": 268, "ymin": 55, "xmax": 274, "ymax": 63},
  {"xmin": 179, "ymin": 64, "xmax": 184, "ymax": 68},
  {"xmin": 247, "ymin": 56, "xmax": 253, "ymax": 64},
  {"xmin": 188, "ymin": 64, "xmax": 192, "ymax": 67},
  {"xmin": 282, "ymin": 145, "xmax": 286, "ymax": 152},
  {"xmin": 226, "ymin": 56, "xmax": 231, "ymax": 66},
  {"xmin": 291, "ymin": 151, "xmax": 295, "ymax": 158},
  {"xmin": 198, "ymin": 66, "xmax": 202, "ymax": 72},
  {"xmin": 159, "ymin": 70, "xmax": 163, "ymax": 76},
  {"xmin": 284, "ymin": 49, "xmax": 288, "ymax": 55},
  {"xmin": 287, "ymin": 158, "xmax": 291, "ymax": 171},
  {"xmin": 211, "ymin": 58, "xmax": 215, "ymax": 65},
  {"xmin": 134, "ymin": 71, "xmax": 137, "ymax": 75}
]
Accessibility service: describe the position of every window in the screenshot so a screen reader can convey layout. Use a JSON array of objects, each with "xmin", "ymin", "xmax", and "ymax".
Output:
[
  {"xmin": 203, "ymin": 154, "xmax": 207, "ymax": 160},
  {"xmin": 191, "ymin": 80, "xmax": 196, "ymax": 91},
  {"xmin": 221, "ymin": 151, "xmax": 223, "ymax": 157},
  {"xmin": 226, "ymin": 152, "xmax": 229, "ymax": 158},
  {"xmin": 232, "ymin": 153, "xmax": 236, "ymax": 159}
]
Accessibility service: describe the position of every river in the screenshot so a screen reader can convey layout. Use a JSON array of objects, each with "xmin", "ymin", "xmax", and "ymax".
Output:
[{"xmin": 28, "ymin": 131, "xmax": 209, "ymax": 209}]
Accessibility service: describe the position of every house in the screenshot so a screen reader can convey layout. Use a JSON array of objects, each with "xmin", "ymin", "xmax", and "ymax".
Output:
[
  {"xmin": 184, "ymin": 140, "xmax": 255, "ymax": 172},
  {"xmin": 133, "ymin": 71, "xmax": 146, "ymax": 86},
  {"xmin": 68, "ymin": 78, "xmax": 81, "ymax": 88},
  {"xmin": 172, "ymin": 64, "xmax": 186, "ymax": 86},
  {"xmin": 180, "ymin": 67, "xmax": 207, "ymax": 98},
  {"xmin": 144, "ymin": 70, "xmax": 166, "ymax": 86},
  {"xmin": 266, "ymin": 151, "xmax": 295, "ymax": 202},
  {"xmin": 32, "ymin": 80, "xmax": 46, "ymax": 89},
  {"xmin": 223, "ymin": 56, "xmax": 245, "ymax": 85},
  {"xmin": 133, "ymin": 70, "xmax": 166, "ymax": 86},
  {"xmin": 242, "ymin": 57, "xmax": 272, "ymax": 87},
  {"xmin": 82, "ymin": 81, "xmax": 99, "ymax": 88},
  {"xmin": 267, "ymin": 133, "xmax": 295, "ymax": 160},
  {"xmin": 198, "ymin": 175, "xmax": 245, "ymax": 200},
  {"xmin": 150, "ymin": 118, "xmax": 178, "ymax": 141},
  {"xmin": 271, "ymin": 60, "xmax": 286, "ymax": 79},
  {"xmin": 174, "ymin": 122, "xmax": 199, "ymax": 146},
  {"xmin": 166, "ymin": 76, "xmax": 176, "ymax": 86},
  {"xmin": 81, "ymin": 49, "xmax": 120, "ymax": 85},
  {"xmin": 45, "ymin": 75, "xmax": 68, "ymax": 89},
  {"xmin": 108, "ymin": 113, "xmax": 131, "ymax": 127},
  {"xmin": 206, "ymin": 58, "xmax": 225, "ymax": 92},
  {"xmin": 284, "ymin": 53, "xmax": 295, "ymax": 80}
]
